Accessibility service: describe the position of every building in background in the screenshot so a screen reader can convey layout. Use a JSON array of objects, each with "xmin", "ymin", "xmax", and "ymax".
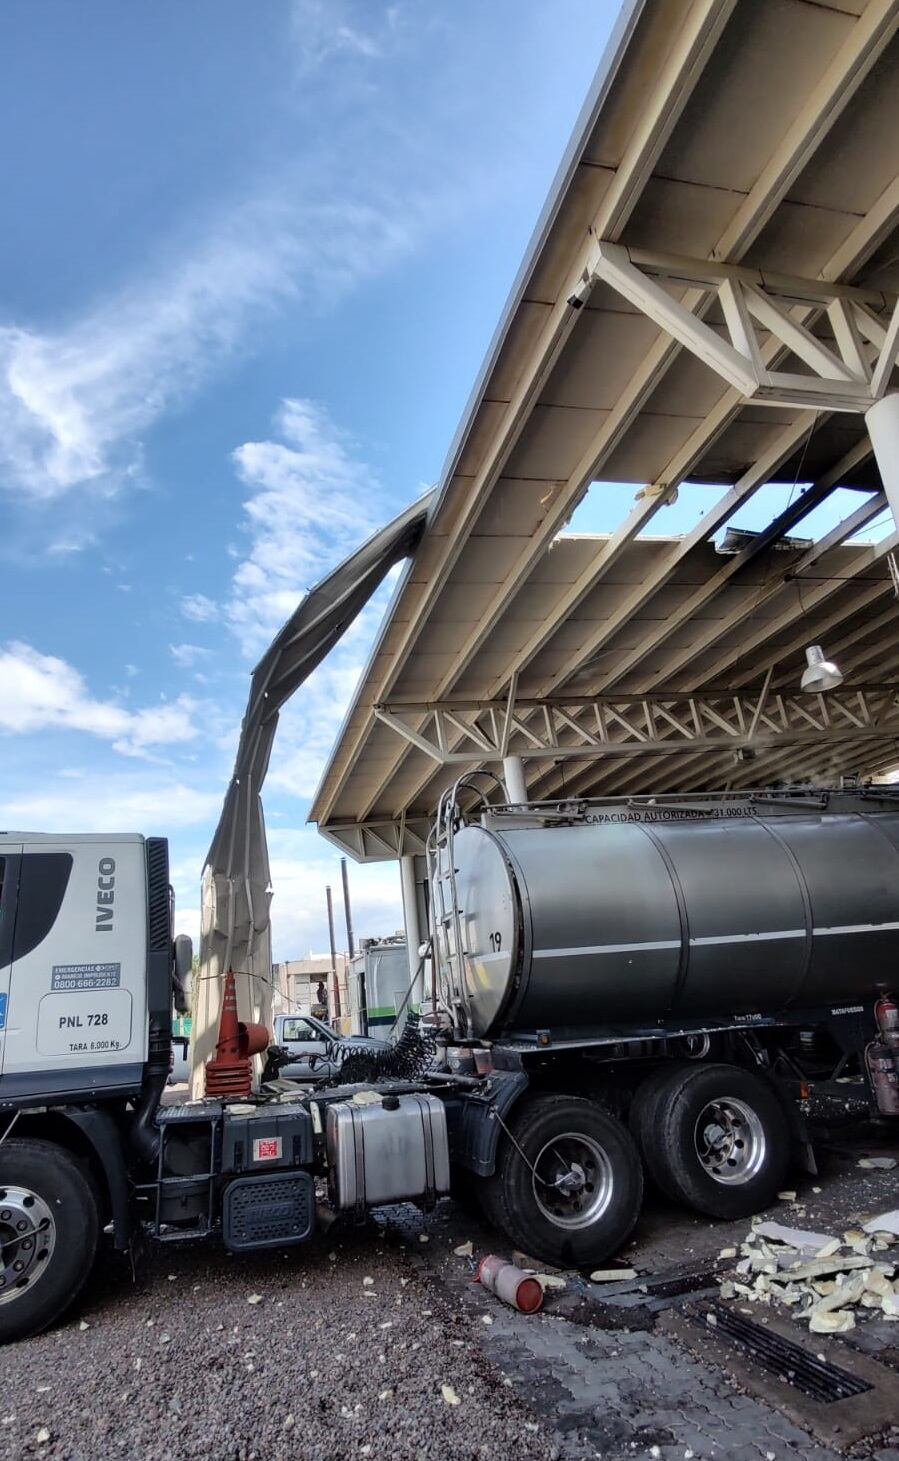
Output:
[{"xmin": 273, "ymin": 954, "xmax": 350, "ymax": 1022}]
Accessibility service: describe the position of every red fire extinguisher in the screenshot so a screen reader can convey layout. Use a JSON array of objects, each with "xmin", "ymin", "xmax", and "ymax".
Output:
[
  {"xmin": 869, "ymin": 993, "xmax": 899, "ymax": 1116},
  {"xmin": 875, "ymin": 993, "xmax": 899, "ymax": 1051}
]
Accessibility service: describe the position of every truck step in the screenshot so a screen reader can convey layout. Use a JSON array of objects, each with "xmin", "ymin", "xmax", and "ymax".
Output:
[{"xmin": 222, "ymin": 1171, "xmax": 315, "ymax": 1251}]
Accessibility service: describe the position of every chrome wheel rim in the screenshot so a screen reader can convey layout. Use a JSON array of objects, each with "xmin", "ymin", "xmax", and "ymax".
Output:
[
  {"xmin": 532, "ymin": 1132, "xmax": 614, "ymax": 1229},
  {"xmin": 693, "ymin": 1097, "xmax": 766, "ymax": 1186},
  {"xmin": 0, "ymin": 1185, "xmax": 57, "ymax": 1306}
]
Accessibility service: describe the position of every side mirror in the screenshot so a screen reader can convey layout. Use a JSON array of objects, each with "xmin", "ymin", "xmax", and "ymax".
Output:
[{"xmin": 173, "ymin": 934, "xmax": 193, "ymax": 1015}]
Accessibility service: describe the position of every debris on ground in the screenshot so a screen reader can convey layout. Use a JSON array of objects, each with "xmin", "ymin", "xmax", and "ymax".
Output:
[
  {"xmin": 589, "ymin": 1268, "xmax": 638, "ymax": 1282},
  {"xmin": 716, "ymin": 1216, "xmax": 898, "ymax": 1331},
  {"xmin": 863, "ymin": 1208, "xmax": 899, "ymax": 1236},
  {"xmin": 858, "ymin": 1156, "xmax": 897, "ymax": 1171},
  {"xmin": 752, "ymin": 1222, "xmax": 835, "ymax": 1253},
  {"xmin": 534, "ymin": 1273, "xmax": 566, "ymax": 1291}
]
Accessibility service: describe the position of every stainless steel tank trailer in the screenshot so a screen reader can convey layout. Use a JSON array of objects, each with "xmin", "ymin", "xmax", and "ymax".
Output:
[{"xmin": 1, "ymin": 784, "xmax": 897, "ymax": 1342}]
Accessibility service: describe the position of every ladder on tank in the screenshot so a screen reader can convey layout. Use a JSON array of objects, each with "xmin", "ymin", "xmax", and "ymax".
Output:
[
  {"xmin": 426, "ymin": 772, "xmax": 505, "ymax": 1038},
  {"xmin": 426, "ymin": 788, "xmax": 471, "ymax": 1036}
]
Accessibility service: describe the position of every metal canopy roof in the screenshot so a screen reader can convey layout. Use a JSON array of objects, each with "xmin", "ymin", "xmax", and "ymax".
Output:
[{"xmin": 311, "ymin": 0, "xmax": 899, "ymax": 862}]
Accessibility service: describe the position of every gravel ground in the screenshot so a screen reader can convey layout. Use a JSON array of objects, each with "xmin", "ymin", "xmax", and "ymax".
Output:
[
  {"xmin": 0, "ymin": 1227, "xmax": 553, "ymax": 1461},
  {"xmin": 2, "ymin": 1126, "xmax": 897, "ymax": 1461}
]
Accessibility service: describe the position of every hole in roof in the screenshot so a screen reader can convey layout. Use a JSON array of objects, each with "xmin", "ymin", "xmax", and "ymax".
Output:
[
  {"xmin": 560, "ymin": 479, "xmax": 720, "ymax": 539},
  {"xmin": 561, "ymin": 481, "xmax": 896, "ymax": 549},
  {"xmin": 718, "ymin": 484, "xmax": 894, "ymax": 546},
  {"xmin": 560, "ymin": 481, "xmax": 638, "ymax": 536}
]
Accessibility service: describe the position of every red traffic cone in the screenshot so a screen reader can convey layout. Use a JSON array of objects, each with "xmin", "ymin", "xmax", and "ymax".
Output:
[{"xmin": 205, "ymin": 971, "xmax": 270, "ymax": 1099}]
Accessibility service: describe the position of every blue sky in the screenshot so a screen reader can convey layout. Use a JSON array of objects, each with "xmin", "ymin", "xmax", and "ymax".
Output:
[{"xmin": 0, "ymin": 0, "xmax": 623, "ymax": 955}]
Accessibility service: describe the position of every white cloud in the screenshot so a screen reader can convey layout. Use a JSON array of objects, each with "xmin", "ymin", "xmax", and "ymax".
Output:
[
  {"xmin": 267, "ymin": 827, "xmax": 404, "ymax": 958},
  {"xmin": 227, "ymin": 397, "xmax": 385, "ymax": 656},
  {"xmin": 291, "ymin": 0, "xmax": 401, "ymax": 69},
  {"xmin": 1, "ymin": 775, "xmax": 220, "ymax": 835},
  {"xmin": 218, "ymin": 397, "xmax": 403, "ymax": 799},
  {"xmin": 170, "ymin": 642, "xmax": 212, "ymax": 669},
  {"xmin": 0, "ymin": 641, "xmax": 199, "ymax": 758},
  {"xmin": 0, "ymin": 192, "xmax": 418, "ymax": 512},
  {"xmin": 181, "ymin": 594, "xmax": 219, "ymax": 624}
]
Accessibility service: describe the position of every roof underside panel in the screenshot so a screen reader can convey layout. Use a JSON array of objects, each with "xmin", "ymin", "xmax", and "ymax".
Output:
[{"xmin": 312, "ymin": 0, "xmax": 899, "ymax": 858}]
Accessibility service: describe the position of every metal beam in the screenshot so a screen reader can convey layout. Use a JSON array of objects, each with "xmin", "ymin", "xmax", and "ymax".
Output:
[
  {"xmin": 540, "ymin": 417, "xmax": 835, "ymax": 697},
  {"xmin": 528, "ymin": 523, "xmax": 896, "ymax": 804},
  {"xmin": 387, "ymin": 409, "xmax": 882, "ymax": 819},
  {"xmin": 318, "ymin": 817, "xmax": 430, "ymax": 863},
  {"xmin": 621, "ymin": 488, "xmax": 888, "ymax": 693},
  {"xmin": 588, "ymin": 0, "xmax": 739, "ymax": 240},
  {"xmin": 490, "ymin": 173, "xmax": 899, "ymax": 707},
  {"xmin": 577, "ymin": 598, "xmax": 899, "ymax": 801},
  {"xmin": 620, "ymin": 248, "xmax": 894, "ymax": 308},
  {"xmin": 710, "ymin": 0, "xmax": 899, "ymax": 257},
  {"xmin": 592, "ymin": 245, "xmax": 898, "ymax": 410},
  {"xmin": 687, "ymin": 528, "xmax": 899, "ymax": 692},
  {"xmin": 546, "ymin": 685, "xmax": 899, "ymax": 803},
  {"xmin": 594, "ymin": 443, "xmax": 874, "ymax": 694},
  {"xmin": 374, "ymin": 685, "xmax": 899, "ymax": 765},
  {"xmin": 318, "ymin": 2, "xmax": 899, "ymax": 828}
]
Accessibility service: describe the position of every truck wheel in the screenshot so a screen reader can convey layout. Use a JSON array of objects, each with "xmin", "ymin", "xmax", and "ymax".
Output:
[
  {"xmin": 0, "ymin": 1138, "xmax": 100, "ymax": 1343},
  {"xmin": 635, "ymin": 1063, "xmax": 791, "ymax": 1219},
  {"xmin": 629, "ymin": 1063, "xmax": 686, "ymax": 1171},
  {"xmin": 490, "ymin": 1095, "xmax": 643, "ymax": 1269}
]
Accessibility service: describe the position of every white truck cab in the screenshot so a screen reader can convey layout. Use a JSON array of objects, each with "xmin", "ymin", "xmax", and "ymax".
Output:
[{"xmin": 0, "ymin": 833, "xmax": 152, "ymax": 1104}]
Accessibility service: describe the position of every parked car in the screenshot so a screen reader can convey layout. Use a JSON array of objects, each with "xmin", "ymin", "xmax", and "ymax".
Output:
[{"xmin": 272, "ymin": 1012, "xmax": 387, "ymax": 1082}]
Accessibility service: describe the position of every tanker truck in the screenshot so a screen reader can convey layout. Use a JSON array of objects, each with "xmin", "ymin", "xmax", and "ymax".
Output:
[{"xmin": 1, "ymin": 785, "xmax": 897, "ymax": 1342}]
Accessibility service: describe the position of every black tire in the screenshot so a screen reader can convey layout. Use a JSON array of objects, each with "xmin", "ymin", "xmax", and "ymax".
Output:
[
  {"xmin": 0, "ymin": 1138, "xmax": 100, "ymax": 1343},
  {"xmin": 629, "ymin": 1063, "xmax": 688, "ymax": 1172},
  {"xmin": 489, "ymin": 1095, "xmax": 643, "ymax": 1269},
  {"xmin": 636, "ymin": 1063, "xmax": 792, "ymax": 1219}
]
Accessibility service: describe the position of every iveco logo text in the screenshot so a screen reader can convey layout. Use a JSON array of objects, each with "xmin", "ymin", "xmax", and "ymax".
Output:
[{"xmin": 95, "ymin": 857, "xmax": 116, "ymax": 933}]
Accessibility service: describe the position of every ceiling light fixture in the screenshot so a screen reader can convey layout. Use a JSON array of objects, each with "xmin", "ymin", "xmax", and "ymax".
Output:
[{"xmin": 800, "ymin": 644, "xmax": 843, "ymax": 693}]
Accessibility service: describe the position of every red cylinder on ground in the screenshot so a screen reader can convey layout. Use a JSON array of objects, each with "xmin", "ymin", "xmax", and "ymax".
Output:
[{"xmin": 477, "ymin": 1254, "xmax": 543, "ymax": 1313}]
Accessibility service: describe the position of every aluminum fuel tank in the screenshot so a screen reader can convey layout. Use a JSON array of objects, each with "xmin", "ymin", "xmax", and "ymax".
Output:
[{"xmin": 448, "ymin": 811, "xmax": 899, "ymax": 1037}]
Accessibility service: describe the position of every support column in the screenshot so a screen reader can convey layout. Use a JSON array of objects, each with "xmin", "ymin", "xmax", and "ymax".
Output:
[
  {"xmin": 866, "ymin": 394, "xmax": 899, "ymax": 525},
  {"xmin": 503, "ymin": 754, "xmax": 528, "ymax": 805},
  {"xmin": 400, "ymin": 854, "xmax": 422, "ymax": 985}
]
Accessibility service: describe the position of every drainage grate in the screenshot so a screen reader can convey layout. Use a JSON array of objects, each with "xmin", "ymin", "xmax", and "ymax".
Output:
[{"xmin": 689, "ymin": 1301, "xmax": 873, "ymax": 1403}]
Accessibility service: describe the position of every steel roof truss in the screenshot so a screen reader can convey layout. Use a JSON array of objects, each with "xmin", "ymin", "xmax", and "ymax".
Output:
[
  {"xmin": 372, "ymin": 686, "xmax": 899, "ymax": 769},
  {"xmin": 591, "ymin": 244, "xmax": 898, "ymax": 412}
]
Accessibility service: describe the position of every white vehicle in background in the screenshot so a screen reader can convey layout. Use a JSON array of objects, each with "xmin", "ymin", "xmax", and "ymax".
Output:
[{"xmin": 271, "ymin": 1012, "xmax": 387, "ymax": 1082}]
